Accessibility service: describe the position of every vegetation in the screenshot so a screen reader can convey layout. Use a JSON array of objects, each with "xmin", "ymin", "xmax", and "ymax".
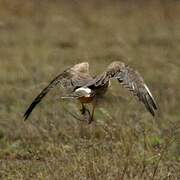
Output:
[{"xmin": 0, "ymin": 0, "xmax": 179, "ymax": 179}]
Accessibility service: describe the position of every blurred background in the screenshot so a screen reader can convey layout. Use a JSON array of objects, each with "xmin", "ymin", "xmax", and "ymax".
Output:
[{"xmin": 0, "ymin": 0, "xmax": 180, "ymax": 179}]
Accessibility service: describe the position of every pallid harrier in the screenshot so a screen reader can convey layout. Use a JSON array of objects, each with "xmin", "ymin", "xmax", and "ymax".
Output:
[{"xmin": 24, "ymin": 61, "xmax": 157, "ymax": 123}]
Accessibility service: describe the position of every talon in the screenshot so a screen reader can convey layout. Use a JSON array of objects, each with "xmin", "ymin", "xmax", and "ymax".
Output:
[
  {"xmin": 88, "ymin": 117, "xmax": 94, "ymax": 124},
  {"xmin": 80, "ymin": 104, "xmax": 86, "ymax": 115},
  {"xmin": 80, "ymin": 108, "xmax": 85, "ymax": 114}
]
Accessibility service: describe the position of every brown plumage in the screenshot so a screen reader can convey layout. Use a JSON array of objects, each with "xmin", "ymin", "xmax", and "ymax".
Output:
[{"xmin": 24, "ymin": 61, "xmax": 157, "ymax": 123}]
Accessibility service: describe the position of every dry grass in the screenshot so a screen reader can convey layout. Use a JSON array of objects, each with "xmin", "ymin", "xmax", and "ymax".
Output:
[{"xmin": 0, "ymin": 0, "xmax": 180, "ymax": 179}]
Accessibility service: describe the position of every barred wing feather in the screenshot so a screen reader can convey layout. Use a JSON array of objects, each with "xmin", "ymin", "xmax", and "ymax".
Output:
[
  {"xmin": 87, "ymin": 61, "xmax": 157, "ymax": 116},
  {"xmin": 24, "ymin": 62, "xmax": 92, "ymax": 120}
]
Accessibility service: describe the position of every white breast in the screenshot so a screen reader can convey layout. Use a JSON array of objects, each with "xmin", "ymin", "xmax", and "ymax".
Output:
[
  {"xmin": 75, "ymin": 87, "xmax": 92, "ymax": 94},
  {"xmin": 75, "ymin": 87, "xmax": 92, "ymax": 97}
]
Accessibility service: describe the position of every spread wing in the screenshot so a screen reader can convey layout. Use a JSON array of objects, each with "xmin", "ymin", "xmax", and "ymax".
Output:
[
  {"xmin": 86, "ymin": 61, "xmax": 158, "ymax": 116},
  {"xmin": 24, "ymin": 62, "xmax": 92, "ymax": 120}
]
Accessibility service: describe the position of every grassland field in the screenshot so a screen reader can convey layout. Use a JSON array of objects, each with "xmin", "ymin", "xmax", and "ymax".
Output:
[{"xmin": 0, "ymin": 0, "xmax": 180, "ymax": 179}]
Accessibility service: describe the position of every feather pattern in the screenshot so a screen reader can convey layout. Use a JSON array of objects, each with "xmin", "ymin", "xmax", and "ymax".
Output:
[
  {"xmin": 24, "ymin": 62, "xmax": 92, "ymax": 120},
  {"xmin": 86, "ymin": 61, "xmax": 157, "ymax": 116},
  {"xmin": 24, "ymin": 61, "xmax": 158, "ymax": 121}
]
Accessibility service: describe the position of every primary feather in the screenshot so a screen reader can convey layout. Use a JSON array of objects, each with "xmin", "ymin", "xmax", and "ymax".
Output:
[
  {"xmin": 24, "ymin": 62, "xmax": 92, "ymax": 120},
  {"xmin": 85, "ymin": 61, "xmax": 157, "ymax": 116}
]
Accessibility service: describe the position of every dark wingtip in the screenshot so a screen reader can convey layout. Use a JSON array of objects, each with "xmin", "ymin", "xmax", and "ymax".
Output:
[
  {"xmin": 23, "ymin": 113, "xmax": 28, "ymax": 121},
  {"xmin": 149, "ymin": 95, "xmax": 158, "ymax": 110},
  {"xmin": 24, "ymin": 115, "xmax": 29, "ymax": 121},
  {"xmin": 143, "ymin": 84, "xmax": 158, "ymax": 116},
  {"xmin": 23, "ymin": 102, "xmax": 37, "ymax": 121},
  {"xmin": 24, "ymin": 111, "xmax": 29, "ymax": 121},
  {"xmin": 24, "ymin": 108, "xmax": 32, "ymax": 121},
  {"xmin": 143, "ymin": 93, "xmax": 157, "ymax": 117},
  {"xmin": 23, "ymin": 84, "xmax": 51, "ymax": 121},
  {"xmin": 23, "ymin": 96, "xmax": 42, "ymax": 121},
  {"xmin": 23, "ymin": 70, "xmax": 65, "ymax": 121}
]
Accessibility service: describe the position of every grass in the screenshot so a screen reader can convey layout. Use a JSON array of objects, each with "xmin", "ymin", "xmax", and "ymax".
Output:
[{"xmin": 0, "ymin": 0, "xmax": 180, "ymax": 179}]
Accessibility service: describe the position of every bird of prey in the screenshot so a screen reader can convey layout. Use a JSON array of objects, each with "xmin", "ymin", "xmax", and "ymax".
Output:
[{"xmin": 24, "ymin": 61, "xmax": 157, "ymax": 123}]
